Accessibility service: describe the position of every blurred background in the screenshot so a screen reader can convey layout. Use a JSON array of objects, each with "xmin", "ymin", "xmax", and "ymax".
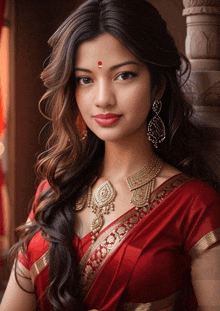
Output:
[{"xmin": 0, "ymin": 0, "xmax": 219, "ymax": 299}]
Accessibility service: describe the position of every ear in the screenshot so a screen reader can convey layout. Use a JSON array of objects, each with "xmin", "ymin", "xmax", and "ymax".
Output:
[{"xmin": 152, "ymin": 75, "xmax": 166, "ymax": 101}]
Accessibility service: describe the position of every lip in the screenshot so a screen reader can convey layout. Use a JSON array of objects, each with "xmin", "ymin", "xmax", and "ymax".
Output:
[
  {"xmin": 94, "ymin": 113, "xmax": 122, "ymax": 126},
  {"xmin": 94, "ymin": 113, "xmax": 122, "ymax": 119}
]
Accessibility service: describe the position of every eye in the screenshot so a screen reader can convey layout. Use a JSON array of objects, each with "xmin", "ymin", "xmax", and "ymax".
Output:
[
  {"xmin": 76, "ymin": 77, "xmax": 93, "ymax": 85},
  {"xmin": 116, "ymin": 71, "xmax": 137, "ymax": 81}
]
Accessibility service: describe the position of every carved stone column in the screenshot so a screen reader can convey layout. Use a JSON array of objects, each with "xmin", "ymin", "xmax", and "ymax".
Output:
[
  {"xmin": 183, "ymin": 0, "xmax": 220, "ymax": 71},
  {"xmin": 183, "ymin": 0, "xmax": 220, "ymax": 180},
  {"xmin": 183, "ymin": 0, "xmax": 220, "ymax": 128}
]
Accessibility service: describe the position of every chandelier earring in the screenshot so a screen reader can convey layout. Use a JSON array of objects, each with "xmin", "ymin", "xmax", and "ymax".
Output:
[
  {"xmin": 147, "ymin": 100, "xmax": 166, "ymax": 148},
  {"xmin": 76, "ymin": 112, "xmax": 88, "ymax": 140}
]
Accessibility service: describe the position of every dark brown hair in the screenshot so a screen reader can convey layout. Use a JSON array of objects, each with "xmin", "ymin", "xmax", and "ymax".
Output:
[{"xmin": 10, "ymin": 0, "xmax": 220, "ymax": 310}]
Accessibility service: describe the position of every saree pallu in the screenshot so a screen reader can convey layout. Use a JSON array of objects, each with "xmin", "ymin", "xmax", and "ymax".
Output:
[{"xmin": 18, "ymin": 174, "xmax": 220, "ymax": 311}]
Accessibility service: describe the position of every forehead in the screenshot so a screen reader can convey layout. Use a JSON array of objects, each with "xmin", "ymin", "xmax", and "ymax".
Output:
[{"xmin": 75, "ymin": 33, "xmax": 138, "ymax": 67}]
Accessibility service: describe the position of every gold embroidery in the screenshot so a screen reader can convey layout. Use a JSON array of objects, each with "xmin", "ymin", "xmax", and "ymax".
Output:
[
  {"xmin": 30, "ymin": 250, "xmax": 49, "ymax": 284},
  {"xmin": 190, "ymin": 227, "xmax": 220, "ymax": 258},
  {"xmin": 80, "ymin": 174, "xmax": 193, "ymax": 297},
  {"xmin": 29, "ymin": 174, "xmax": 192, "ymax": 288},
  {"xmin": 120, "ymin": 291, "xmax": 179, "ymax": 311},
  {"xmin": 79, "ymin": 209, "xmax": 141, "ymax": 295}
]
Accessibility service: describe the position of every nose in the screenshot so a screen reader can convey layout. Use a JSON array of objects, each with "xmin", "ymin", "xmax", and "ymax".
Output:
[{"xmin": 95, "ymin": 80, "xmax": 116, "ymax": 109}]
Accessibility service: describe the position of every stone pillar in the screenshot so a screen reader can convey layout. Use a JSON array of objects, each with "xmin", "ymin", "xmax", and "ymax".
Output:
[
  {"xmin": 183, "ymin": 0, "xmax": 220, "ymax": 71},
  {"xmin": 182, "ymin": 0, "xmax": 220, "ymax": 128}
]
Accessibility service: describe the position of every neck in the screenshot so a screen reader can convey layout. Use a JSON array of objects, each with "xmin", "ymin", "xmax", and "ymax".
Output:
[{"xmin": 101, "ymin": 136, "xmax": 155, "ymax": 181}]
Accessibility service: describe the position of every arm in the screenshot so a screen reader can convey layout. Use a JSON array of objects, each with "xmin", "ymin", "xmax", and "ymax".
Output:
[
  {"xmin": 0, "ymin": 260, "xmax": 36, "ymax": 311},
  {"xmin": 191, "ymin": 243, "xmax": 220, "ymax": 311},
  {"xmin": 0, "ymin": 180, "xmax": 51, "ymax": 310}
]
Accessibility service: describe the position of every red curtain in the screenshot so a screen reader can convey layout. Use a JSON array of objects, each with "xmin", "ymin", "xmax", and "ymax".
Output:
[{"xmin": 0, "ymin": 0, "xmax": 6, "ymax": 266}]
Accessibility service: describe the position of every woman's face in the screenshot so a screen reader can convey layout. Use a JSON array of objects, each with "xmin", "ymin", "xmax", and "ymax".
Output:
[{"xmin": 75, "ymin": 33, "xmax": 159, "ymax": 143}]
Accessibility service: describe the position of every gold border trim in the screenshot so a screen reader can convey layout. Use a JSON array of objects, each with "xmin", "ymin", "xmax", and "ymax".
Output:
[
  {"xmin": 80, "ymin": 210, "xmax": 140, "ymax": 296},
  {"xmin": 81, "ymin": 174, "xmax": 193, "ymax": 297},
  {"xmin": 28, "ymin": 174, "xmax": 192, "ymax": 286},
  {"xmin": 30, "ymin": 250, "xmax": 49, "ymax": 284},
  {"xmin": 120, "ymin": 291, "xmax": 179, "ymax": 311},
  {"xmin": 80, "ymin": 174, "xmax": 191, "ymax": 269},
  {"xmin": 190, "ymin": 227, "xmax": 220, "ymax": 258}
]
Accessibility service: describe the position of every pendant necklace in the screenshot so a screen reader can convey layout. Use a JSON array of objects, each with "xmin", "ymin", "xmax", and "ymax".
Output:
[{"xmin": 75, "ymin": 154, "xmax": 163, "ymax": 242}]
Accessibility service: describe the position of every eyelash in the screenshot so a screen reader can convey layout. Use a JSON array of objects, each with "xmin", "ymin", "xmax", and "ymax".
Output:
[
  {"xmin": 76, "ymin": 71, "xmax": 137, "ymax": 85},
  {"xmin": 116, "ymin": 71, "xmax": 137, "ymax": 81},
  {"xmin": 76, "ymin": 77, "xmax": 92, "ymax": 85}
]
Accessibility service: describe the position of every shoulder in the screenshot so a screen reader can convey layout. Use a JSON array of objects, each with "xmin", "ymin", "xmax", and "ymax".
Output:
[
  {"xmin": 171, "ymin": 176, "xmax": 220, "ymax": 220},
  {"xmin": 176, "ymin": 177, "xmax": 220, "ymax": 257},
  {"xmin": 159, "ymin": 162, "xmax": 219, "ymax": 201},
  {"xmin": 34, "ymin": 179, "xmax": 50, "ymax": 203},
  {"xmin": 35, "ymin": 179, "xmax": 50, "ymax": 195},
  {"xmin": 178, "ymin": 177, "xmax": 219, "ymax": 204},
  {"xmin": 160, "ymin": 163, "xmax": 219, "ymax": 200},
  {"xmin": 25, "ymin": 181, "xmax": 50, "ymax": 264},
  {"xmin": 28, "ymin": 180, "xmax": 50, "ymax": 220},
  {"xmin": 158, "ymin": 173, "xmax": 220, "ymax": 219}
]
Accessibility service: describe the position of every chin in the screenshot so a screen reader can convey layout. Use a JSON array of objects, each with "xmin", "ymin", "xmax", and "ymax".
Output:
[
  {"xmin": 98, "ymin": 136, "xmax": 121, "ymax": 143},
  {"xmin": 92, "ymin": 131, "xmax": 119, "ymax": 141},
  {"xmin": 96, "ymin": 132, "xmax": 130, "ymax": 143}
]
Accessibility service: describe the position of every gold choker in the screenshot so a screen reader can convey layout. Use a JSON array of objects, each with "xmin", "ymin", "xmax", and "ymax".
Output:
[{"xmin": 75, "ymin": 155, "xmax": 163, "ymax": 242}]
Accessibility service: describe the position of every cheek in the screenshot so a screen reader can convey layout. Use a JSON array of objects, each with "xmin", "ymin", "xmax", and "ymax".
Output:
[
  {"xmin": 75, "ymin": 89, "xmax": 80, "ymax": 108},
  {"xmin": 75, "ymin": 90, "xmax": 87, "ymax": 115},
  {"xmin": 123, "ymin": 86, "xmax": 152, "ymax": 113},
  {"xmin": 75, "ymin": 85, "xmax": 82, "ymax": 98},
  {"xmin": 124, "ymin": 81, "xmax": 151, "ymax": 100},
  {"xmin": 75, "ymin": 88, "xmax": 93, "ymax": 110}
]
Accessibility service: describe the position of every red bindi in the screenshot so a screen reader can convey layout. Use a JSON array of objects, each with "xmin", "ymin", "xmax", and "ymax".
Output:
[{"xmin": 98, "ymin": 61, "xmax": 102, "ymax": 68}]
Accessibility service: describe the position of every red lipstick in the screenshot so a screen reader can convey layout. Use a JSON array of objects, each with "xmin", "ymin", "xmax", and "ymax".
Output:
[{"xmin": 94, "ymin": 113, "xmax": 122, "ymax": 126}]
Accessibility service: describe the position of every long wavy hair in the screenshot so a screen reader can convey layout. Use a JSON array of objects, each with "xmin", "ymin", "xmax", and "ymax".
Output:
[{"xmin": 10, "ymin": 0, "xmax": 220, "ymax": 310}]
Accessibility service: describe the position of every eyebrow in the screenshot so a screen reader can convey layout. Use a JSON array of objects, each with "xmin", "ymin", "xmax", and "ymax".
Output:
[{"xmin": 74, "ymin": 60, "xmax": 139, "ymax": 73}]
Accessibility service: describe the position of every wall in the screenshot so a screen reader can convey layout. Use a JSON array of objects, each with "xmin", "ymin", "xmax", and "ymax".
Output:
[
  {"xmin": 149, "ymin": 0, "xmax": 185, "ymax": 54},
  {"xmin": 8, "ymin": 0, "xmax": 83, "ymax": 236}
]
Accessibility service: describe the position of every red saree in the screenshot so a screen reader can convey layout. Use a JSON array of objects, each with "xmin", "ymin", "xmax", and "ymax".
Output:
[{"xmin": 18, "ymin": 174, "xmax": 220, "ymax": 311}]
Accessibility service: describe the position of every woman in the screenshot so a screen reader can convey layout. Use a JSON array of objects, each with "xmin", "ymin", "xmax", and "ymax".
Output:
[{"xmin": 1, "ymin": 0, "xmax": 220, "ymax": 310}]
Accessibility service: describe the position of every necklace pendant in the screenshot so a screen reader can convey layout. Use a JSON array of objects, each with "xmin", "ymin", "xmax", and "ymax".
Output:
[
  {"xmin": 130, "ymin": 182, "xmax": 152, "ymax": 208},
  {"xmin": 91, "ymin": 204, "xmax": 98, "ymax": 214},
  {"xmin": 103, "ymin": 202, "xmax": 115, "ymax": 214},
  {"xmin": 93, "ymin": 181, "xmax": 116, "ymax": 208}
]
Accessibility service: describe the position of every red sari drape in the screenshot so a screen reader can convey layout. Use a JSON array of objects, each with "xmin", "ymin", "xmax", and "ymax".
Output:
[{"xmin": 18, "ymin": 175, "xmax": 220, "ymax": 311}]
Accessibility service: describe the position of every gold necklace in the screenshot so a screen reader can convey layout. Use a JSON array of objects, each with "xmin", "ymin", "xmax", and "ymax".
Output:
[
  {"xmin": 75, "ymin": 155, "xmax": 163, "ymax": 242},
  {"xmin": 90, "ymin": 181, "xmax": 117, "ymax": 242},
  {"xmin": 127, "ymin": 155, "xmax": 163, "ymax": 210}
]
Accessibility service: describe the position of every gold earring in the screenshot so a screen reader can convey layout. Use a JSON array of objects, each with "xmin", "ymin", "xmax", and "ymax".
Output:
[{"xmin": 76, "ymin": 113, "xmax": 87, "ymax": 140}]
